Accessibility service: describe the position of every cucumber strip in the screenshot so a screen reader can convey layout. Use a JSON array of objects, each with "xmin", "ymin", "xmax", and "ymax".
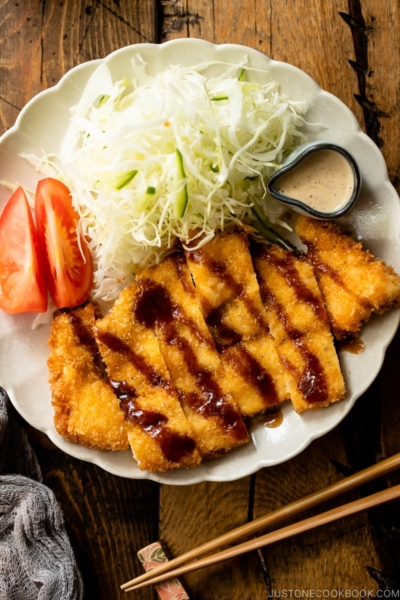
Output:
[
  {"xmin": 238, "ymin": 68, "xmax": 246, "ymax": 81},
  {"xmin": 211, "ymin": 94, "xmax": 229, "ymax": 101},
  {"xmin": 115, "ymin": 170, "xmax": 138, "ymax": 190},
  {"xmin": 251, "ymin": 204, "xmax": 299, "ymax": 254},
  {"xmin": 174, "ymin": 148, "xmax": 188, "ymax": 218},
  {"xmin": 146, "ymin": 186, "xmax": 156, "ymax": 195},
  {"xmin": 99, "ymin": 94, "xmax": 110, "ymax": 106}
]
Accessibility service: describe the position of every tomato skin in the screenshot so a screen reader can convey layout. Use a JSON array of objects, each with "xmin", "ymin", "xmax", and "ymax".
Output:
[
  {"xmin": 35, "ymin": 178, "xmax": 93, "ymax": 309},
  {"xmin": 0, "ymin": 187, "xmax": 47, "ymax": 314}
]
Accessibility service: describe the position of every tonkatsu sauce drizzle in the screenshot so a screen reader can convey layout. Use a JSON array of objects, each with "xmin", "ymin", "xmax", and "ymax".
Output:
[
  {"xmin": 262, "ymin": 407, "xmax": 283, "ymax": 428},
  {"xmin": 258, "ymin": 282, "xmax": 328, "ymax": 404},
  {"xmin": 258, "ymin": 247, "xmax": 327, "ymax": 323},
  {"xmin": 338, "ymin": 337, "xmax": 365, "ymax": 354},
  {"xmin": 68, "ymin": 312, "xmax": 107, "ymax": 377},
  {"xmin": 307, "ymin": 244, "xmax": 373, "ymax": 311},
  {"xmin": 110, "ymin": 379, "xmax": 196, "ymax": 463},
  {"xmin": 95, "ymin": 330, "xmax": 171, "ymax": 392},
  {"xmin": 173, "ymin": 252, "xmax": 196, "ymax": 297},
  {"xmin": 206, "ymin": 302, "xmax": 243, "ymax": 349},
  {"xmin": 187, "ymin": 244, "xmax": 270, "ymax": 337},
  {"xmin": 135, "ymin": 279, "xmax": 247, "ymax": 440},
  {"xmin": 222, "ymin": 345, "xmax": 279, "ymax": 407}
]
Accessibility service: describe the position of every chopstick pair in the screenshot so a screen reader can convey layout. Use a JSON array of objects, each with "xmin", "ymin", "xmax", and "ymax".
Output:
[{"xmin": 121, "ymin": 453, "xmax": 400, "ymax": 593}]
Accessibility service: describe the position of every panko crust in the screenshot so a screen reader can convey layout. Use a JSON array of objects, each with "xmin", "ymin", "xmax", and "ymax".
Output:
[
  {"xmin": 95, "ymin": 283, "xmax": 201, "ymax": 472},
  {"xmin": 185, "ymin": 230, "xmax": 289, "ymax": 416},
  {"xmin": 137, "ymin": 254, "xmax": 249, "ymax": 458},
  {"xmin": 296, "ymin": 216, "xmax": 400, "ymax": 339},
  {"xmin": 252, "ymin": 243, "xmax": 346, "ymax": 412},
  {"xmin": 47, "ymin": 304, "xmax": 129, "ymax": 451}
]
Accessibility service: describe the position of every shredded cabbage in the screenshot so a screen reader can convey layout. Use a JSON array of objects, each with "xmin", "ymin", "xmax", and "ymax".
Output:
[{"xmin": 26, "ymin": 56, "xmax": 308, "ymax": 302}]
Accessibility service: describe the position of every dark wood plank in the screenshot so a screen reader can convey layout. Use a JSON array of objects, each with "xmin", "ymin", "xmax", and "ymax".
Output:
[
  {"xmin": 254, "ymin": 429, "xmax": 381, "ymax": 592},
  {"xmin": 268, "ymin": 0, "xmax": 362, "ymax": 124},
  {"xmin": 0, "ymin": 0, "xmax": 158, "ymax": 137},
  {"xmin": 0, "ymin": 1, "xmax": 43, "ymax": 133},
  {"xmin": 371, "ymin": 330, "xmax": 400, "ymax": 588},
  {"xmin": 159, "ymin": 478, "xmax": 267, "ymax": 599},
  {"xmin": 347, "ymin": 1, "xmax": 400, "ymax": 190},
  {"xmin": 41, "ymin": 0, "xmax": 157, "ymax": 80}
]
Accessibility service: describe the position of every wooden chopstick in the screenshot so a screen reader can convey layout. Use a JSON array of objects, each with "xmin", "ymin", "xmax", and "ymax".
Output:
[
  {"xmin": 124, "ymin": 482, "xmax": 400, "ymax": 593},
  {"xmin": 121, "ymin": 452, "xmax": 400, "ymax": 591}
]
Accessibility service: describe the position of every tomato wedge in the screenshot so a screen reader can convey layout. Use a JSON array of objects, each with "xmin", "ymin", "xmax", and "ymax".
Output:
[
  {"xmin": 0, "ymin": 187, "xmax": 47, "ymax": 314},
  {"xmin": 35, "ymin": 178, "xmax": 93, "ymax": 309}
]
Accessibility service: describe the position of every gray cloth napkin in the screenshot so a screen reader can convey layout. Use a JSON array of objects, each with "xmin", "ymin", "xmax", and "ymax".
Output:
[{"xmin": 0, "ymin": 388, "xmax": 84, "ymax": 600}]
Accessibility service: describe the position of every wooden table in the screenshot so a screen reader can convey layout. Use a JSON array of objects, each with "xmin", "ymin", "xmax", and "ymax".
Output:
[{"xmin": 1, "ymin": 1, "xmax": 400, "ymax": 597}]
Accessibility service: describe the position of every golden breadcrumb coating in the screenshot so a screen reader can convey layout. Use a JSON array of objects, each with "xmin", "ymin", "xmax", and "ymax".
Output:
[
  {"xmin": 185, "ymin": 230, "xmax": 269, "ymax": 344},
  {"xmin": 137, "ymin": 253, "xmax": 249, "ymax": 458},
  {"xmin": 220, "ymin": 332, "xmax": 290, "ymax": 417},
  {"xmin": 252, "ymin": 243, "xmax": 346, "ymax": 412},
  {"xmin": 47, "ymin": 304, "xmax": 129, "ymax": 451},
  {"xmin": 296, "ymin": 216, "xmax": 400, "ymax": 339},
  {"xmin": 95, "ymin": 283, "xmax": 201, "ymax": 472},
  {"xmin": 185, "ymin": 230, "xmax": 289, "ymax": 416}
]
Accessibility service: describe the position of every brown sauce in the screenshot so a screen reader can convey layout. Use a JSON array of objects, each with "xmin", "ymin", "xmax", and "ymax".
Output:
[
  {"xmin": 258, "ymin": 281, "xmax": 328, "ymax": 404},
  {"xmin": 134, "ymin": 276, "xmax": 209, "ymax": 345},
  {"xmin": 110, "ymin": 379, "xmax": 196, "ymax": 463},
  {"xmin": 223, "ymin": 345, "xmax": 279, "ymax": 407},
  {"xmin": 263, "ymin": 407, "xmax": 283, "ymax": 428},
  {"xmin": 206, "ymin": 303, "xmax": 243, "ymax": 349},
  {"xmin": 134, "ymin": 279, "xmax": 174, "ymax": 329},
  {"xmin": 255, "ymin": 245, "xmax": 327, "ymax": 323},
  {"xmin": 69, "ymin": 312, "xmax": 195, "ymax": 462},
  {"xmin": 95, "ymin": 329, "xmax": 172, "ymax": 392},
  {"xmin": 135, "ymin": 279, "xmax": 248, "ymax": 440},
  {"xmin": 173, "ymin": 252, "xmax": 195, "ymax": 297},
  {"xmin": 307, "ymin": 245, "xmax": 373, "ymax": 311},
  {"xmin": 68, "ymin": 312, "xmax": 107, "ymax": 377},
  {"xmin": 338, "ymin": 337, "xmax": 365, "ymax": 354},
  {"xmin": 186, "ymin": 245, "xmax": 269, "ymax": 335}
]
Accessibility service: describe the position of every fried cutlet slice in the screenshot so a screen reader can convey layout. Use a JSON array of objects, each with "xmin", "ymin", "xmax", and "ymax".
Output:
[
  {"xmin": 185, "ymin": 230, "xmax": 269, "ymax": 346},
  {"xmin": 136, "ymin": 253, "xmax": 249, "ymax": 458},
  {"xmin": 47, "ymin": 304, "xmax": 129, "ymax": 451},
  {"xmin": 95, "ymin": 283, "xmax": 201, "ymax": 472},
  {"xmin": 185, "ymin": 230, "xmax": 289, "ymax": 415},
  {"xmin": 219, "ymin": 333, "xmax": 289, "ymax": 417},
  {"xmin": 252, "ymin": 243, "xmax": 346, "ymax": 412},
  {"xmin": 296, "ymin": 216, "xmax": 400, "ymax": 339}
]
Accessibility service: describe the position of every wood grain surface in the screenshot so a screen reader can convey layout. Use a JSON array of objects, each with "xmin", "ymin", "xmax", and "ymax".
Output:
[{"xmin": 1, "ymin": 1, "xmax": 400, "ymax": 598}]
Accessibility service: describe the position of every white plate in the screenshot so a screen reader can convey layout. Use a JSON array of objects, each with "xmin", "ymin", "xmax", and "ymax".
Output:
[{"xmin": 1, "ymin": 39, "xmax": 399, "ymax": 485}]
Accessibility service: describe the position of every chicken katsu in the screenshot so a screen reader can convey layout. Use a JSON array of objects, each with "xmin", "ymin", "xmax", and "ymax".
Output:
[
  {"xmin": 185, "ymin": 230, "xmax": 290, "ymax": 416},
  {"xmin": 46, "ymin": 214, "xmax": 400, "ymax": 471},
  {"xmin": 94, "ymin": 284, "xmax": 201, "ymax": 472},
  {"xmin": 252, "ymin": 243, "xmax": 346, "ymax": 412},
  {"xmin": 47, "ymin": 304, "xmax": 129, "ymax": 451},
  {"xmin": 185, "ymin": 230, "xmax": 270, "ymax": 346},
  {"xmin": 136, "ymin": 253, "xmax": 249, "ymax": 458},
  {"xmin": 296, "ymin": 216, "xmax": 400, "ymax": 339}
]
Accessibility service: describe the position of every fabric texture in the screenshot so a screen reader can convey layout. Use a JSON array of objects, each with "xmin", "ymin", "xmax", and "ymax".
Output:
[{"xmin": 0, "ymin": 388, "xmax": 84, "ymax": 600}]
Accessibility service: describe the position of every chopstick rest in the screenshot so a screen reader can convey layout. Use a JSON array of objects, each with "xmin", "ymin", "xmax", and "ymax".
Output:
[{"xmin": 137, "ymin": 541, "xmax": 189, "ymax": 600}]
